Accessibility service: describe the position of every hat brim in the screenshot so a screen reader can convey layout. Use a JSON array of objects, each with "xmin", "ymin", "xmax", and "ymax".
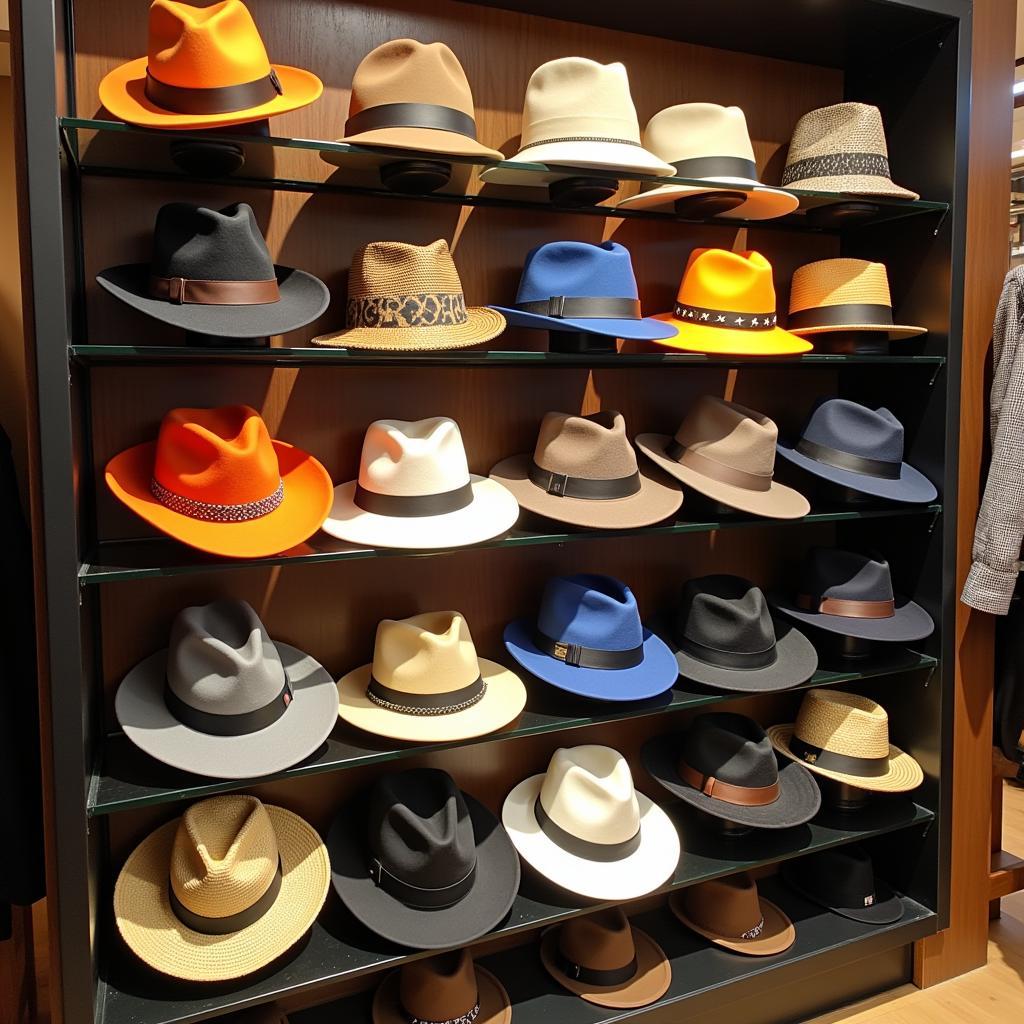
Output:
[
  {"xmin": 320, "ymin": 475, "xmax": 519, "ymax": 549},
  {"xmin": 641, "ymin": 732, "xmax": 822, "ymax": 829},
  {"xmin": 311, "ymin": 307, "xmax": 506, "ymax": 350},
  {"xmin": 783, "ymin": 174, "xmax": 919, "ymax": 201},
  {"xmin": 489, "ymin": 455, "xmax": 682, "ymax": 529},
  {"xmin": 788, "ymin": 320, "xmax": 926, "ymax": 341},
  {"xmin": 649, "ymin": 315, "xmax": 812, "ymax": 356},
  {"xmin": 769, "ymin": 590, "xmax": 935, "ymax": 642},
  {"xmin": 635, "ymin": 433, "xmax": 810, "ymax": 519},
  {"xmin": 105, "ymin": 440, "xmax": 334, "ymax": 558},
  {"xmin": 780, "ymin": 863, "xmax": 904, "ymax": 924},
  {"xmin": 98, "ymin": 57, "xmax": 323, "ymax": 130},
  {"xmin": 767, "ymin": 723, "xmax": 924, "ymax": 792},
  {"xmin": 539, "ymin": 925, "xmax": 671, "ymax": 1008},
  {"xmin": 337, "ymin": 657, "xmax": 527, "ymax": 742},
  {"xmin": 328, "ymin": 791, "xmax": 521, "ymax": 949},
  {"xmin": 372, "ymin": 963, "xmax": 512, "ymax": 1024},
  {"xmin": 501, "ymin": 774, "xmax": 680, "ymax": 900},
  {"xmin": 115, "ymin": 642, "xmax": 338, "ymax": 779},
  {"xmin": 504, "ymin": 618, "xmax": 679, "ymax": 701},
  {"xmin": 618, "ymin": 181, "xmax": 800, "ymax": 221},
  {"xmin": 479, "ymin": 143, "xmax": 675, "ymax": 186},
  {"xmin": 488, "ymin": 306, "xmax": 679, "ymax": 341},
  {"xmin": 96, "ymin": 263, "xmax": 330, "ymax": 338},
  {"xmin": 325, "ymin": 126, "xmax": 504, "ymax": 165},
  {"xmin": 114, "ymin": 806, "xmax": 330, "ymax": 981},
  {"xmin": 670, "ymin": 892, "xmax": 795, "ymax": 956}
]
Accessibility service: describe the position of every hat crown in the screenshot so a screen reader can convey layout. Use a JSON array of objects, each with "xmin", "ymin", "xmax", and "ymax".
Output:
[
  {"xmin": 802, "ymin": 845, "xmax": 878, "ymax": 906},
  {"xmin": 536, "ymin": 573, "xmax": 645, "ymax": 653},
  {"xmin": 399, "ymin": 949, "xmax": 480, "ymax": 1022},
  {"xmin": 789, "ymin": 258, "xmax": 893, "ymax": 314},
  {"xmin": 798, "ymin": 546, "xmax": 896, "ymax": 606},
  {"xmin": 534, "ymin": 410, "xmax": 639, "ymax": 482},
  {"xmin": 371, "ymin": 611, "xmax": 482, "ymax": 696},
  {"xmin": 514, "ymin": 241, "xmax": 641, "ymax": 305},
  {"xmin": 794, "ymin": 688, "xmax": 892, "ymax": 759},
  {"xmin": 679, "ymin": 711, "xmax": 780, "ymax": 788},
  {"xmin": 558, "ymin": 908, "xmax": 638, "ymax": 971},
  {"xmin": 787, "ymin": 102, "xmax": 891, "ymax": 161},
  {"xmin": 674, "ymin": 396, "xmax": 779, "ymax": 479},
  {"xmin": 346, "ymin": 239, "xmax": 466, "ymax": 303},
  {"xmin": 801, "ymin": 399, "xmax": 905, "ymax": 465},
  {"xmin": 170, "ymin": 794, "xmax": 280, "ymax": 919},
  {"xmin": 683, "ymin": 872, "xmax": 764, "ymax": 938},
  {"xmin": 676, "ymin": 575, "xmax": 777, "ymax": 656},
  {"xmin": 358, "ymin": 416, "xmax": 471, "ymax": 497},
  {"xmin": 539, "ymin": 745, "xmax": 641, "ymax": 846},
  {"xmin": 643, "ymin": 103, "xmax": 757, "ymax": 169},
  {"xmin": 677, "ymin": 249, "xmax": 777, "ymax": 316}
]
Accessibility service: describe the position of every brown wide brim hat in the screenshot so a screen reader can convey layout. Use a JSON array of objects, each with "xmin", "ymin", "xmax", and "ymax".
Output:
[
  {"xmin": 372, "ymin": 963, "xmax": 512, "ymax": 1024},
  {"xmin": 312, "ymin": 306, "xmax": 506, "ymax": 351},
  {"xmin": 325, "ymin": 124, "xmax": 504, "ymax": 166},
  {"xmin": 670, "ymin": 890, "xmax": 795, "ymax": 956}
]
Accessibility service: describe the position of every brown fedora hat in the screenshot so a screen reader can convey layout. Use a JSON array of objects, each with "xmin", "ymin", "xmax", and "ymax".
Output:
[{"xmin": 540, "ymin": 908, "xmax": 671, "ymax": 1008}]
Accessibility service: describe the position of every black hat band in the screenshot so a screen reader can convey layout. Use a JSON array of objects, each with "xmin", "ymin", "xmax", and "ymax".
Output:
[
  {"xmin": 164, "ymin": 677, "xmax": 293, "ymax": 736},
  {"xmin": 528, "ymin": 462, "xmax": 642, "ymax": 500},
  {"xmin": 665, "ymin": 440, "xmax": 773, "ymax": 492},
  {"xmin": 369, "ymin": 856, "xmax": 477, "ymax": 910},
  {"xmin": 671, "ymin": 155, "xmax": 759, "ymax": 182},
  {"xmin": 169, "ymin": 858, "xmax": 282, "ymax": 934},
  {"xmin": 533, "ymin": 628, "xmax": 644, "ymax": 670},
  {"xmin": 673, "ymin": 302, "xmax": 777, "ymax": 330},
  {"xmin": 555, "ymin": 950, "xmax": 638, "ymax": 987},
  {"xmin": 795, "ymin": 437, "xmax": 902, "ymax": 479},
  {"xmin": 365, "ymin": 675, "xmax": 486, "ymax": 716},
  {"xmin": 345, "ymin": 101, "xmax": 478, "ymax": 140},
  {"xmin": 676, "ymin": 633, "xmax": 777, "ymax": 670},
  {"xmin": 347, "ymin": 292, "xmax": 469, "ymax": 330},
  {"xmin": 514, "ymin": 296, "xmax": 642, "ymax": 320},
  {"xmin": 353, "ymin": 480, "xmax": 475, "ymax": 518},
  {"xmin": 789, "ymin": 735, "xmax": 890, "ymax": 777},
  {"xmin": 782, "ymin": 151, "xmax": 892, "ymax": 186},
  {"xmin": 787, "ymin": 303, "xmax": 895, "ymax": 331},
  {"xmin": 145, "ymin": 67, "xmax": 283, "ymax": 116},
  {"xmin": 534, "ymin": 797, "xmax": 641, "ymax": 862}
]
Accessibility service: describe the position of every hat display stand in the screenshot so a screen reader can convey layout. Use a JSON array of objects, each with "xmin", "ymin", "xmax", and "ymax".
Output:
[
  {"xmin": 810, "ymin": 332, "xmax": 892, "ymax": 355},
  {"xmin": 548, "ymin": 176, "xmax": 621, "ymax": 207},
  {"xmin": 804, "ymin": 201, "xmax": 883, "ymax": 228},
  {"xmin": 168, "ymin": 119, "xmax": 272, "ymax": 178},
  {"xmin": 183, "ymin": 330, "xmax": 269, "ymax": 349},
  {"xmin": 818, "ymin": 776, "xmax": 873, "ymax": 814},
  {"xmin": 378, "ymin": 158, "xmax": 454, "ymax": 195},
  {"xmin": 673, "ymin": 191, "xmax": 749, "ymax": 218},
  {"xmin": 546, "ymin": 329, "xmax": 618, "ymax": 354}
]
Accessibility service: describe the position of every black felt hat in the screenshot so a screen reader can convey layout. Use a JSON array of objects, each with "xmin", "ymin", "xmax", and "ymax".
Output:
[
  {"xmin": 642, "ymin": 712, "xmax": 821, "ymax": 829},
  {"xmin": 96, "ymin": 202, "xmax": 329, "ymax": 337},
  {"xmin": 328, "ymin": 767, "xmax": 520, "ymax": 949}
]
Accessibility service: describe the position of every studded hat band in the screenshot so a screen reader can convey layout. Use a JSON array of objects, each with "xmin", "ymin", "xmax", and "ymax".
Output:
[
  {"xmin": 534, "ymin": 797, "xmax": 642, "ymax": 862},
  {"xmin": 150, "ymin": 477, "xmax": 284, "ymax": 523},
  {"xmin": 665, "ymin": 440, "xmax": 774, "ymax": 492},
  {"xmin": 794, "ymin": 438, "xmax": 902, "ymax": 479},
  {"xmin": 517, "ymin": 135, "xmax": 644, "ymax": 151},
  {"xmin": 789, "ymin": 735, "xmax": 891, "ymax": 778},
  {"xmin": 144, "ymin": 67, "xmax": 283, "ymax": 115},
  {"xmin": 555, "ymin": 950, "xmax": 639, "ymax": 987},
  {"xmin": 148, "ymin": 275, "xmax": 281, "ymax": 306},
  {"xmin": 365, "ymin": 675, "xmax": 486, "ymax": 716},
  {"xmin": 739, "ymin": 917, "xmax": 766, "ymax": 940},
  {"xmin": 408, "ymin": 1003, "xmax": 481, "ymax": 1024},
  {"xmin": 347, "ymin": 292, "xmax": 469, "ymax": 330},
  {"xmin": 165, "ymin": 678, "xmax": 293, "ymax": 736},
  {"xmin": 782, "ymin": 151, "xmax": 892, "ymax": 186},
  {"xmin": 677, "ymin": 760, "xmax": 781, "ymax": 806},
  {"xmin": 673, "ymin": 302, "xmax": 778, "ymax": 331},
  {"xmin": 345, "ymin": 101, "xmax": 478, "ymax": 140},
  {"xmin": 169, "ymin": 858, "xmax": 283, "ymax": 934}
]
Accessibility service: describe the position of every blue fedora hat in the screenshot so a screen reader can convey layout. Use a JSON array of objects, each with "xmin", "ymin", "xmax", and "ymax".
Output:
[
  {"xmin": 504, "ymin": 573, "xmax": 678, "ymax": 701},
  {"xmin": 491, "ymin": 241, "xmax": 679, "ymax": 341},
  {"xmin": 776, "ymin": 399, "xmax": 937, "ymax": 504}
]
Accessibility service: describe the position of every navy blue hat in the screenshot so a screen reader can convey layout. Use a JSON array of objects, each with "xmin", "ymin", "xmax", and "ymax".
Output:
[
  {"xmin": 504, "ymin": 574, "xmax": 678, "ymax": 701},
  {"xmin": 490, "ymin": 241, "xmax": 679, "ymax": 341},
  {"xmin": 776, "ymin": 399, "xmax": 937, "ymax": 504}
]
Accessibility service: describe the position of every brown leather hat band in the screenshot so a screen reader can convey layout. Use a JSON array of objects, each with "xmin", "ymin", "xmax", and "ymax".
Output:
[
  {"xmin": 797, "ymin": 594, "xmax": 896, "ymax": 618},
  {"xmin": 678, "ymin": 760, "xmax": 780, "ymax": 806},
  {"xmin": 148, "ymin": 276, "xmax": 281, "ymax": 306},
  {"xmin": 145, "ymin": 67, "xmax": 283, "ymax": 115},
  {"xmin": 665, "ymin": 440, "xmax": 773, "ymax": 493}
]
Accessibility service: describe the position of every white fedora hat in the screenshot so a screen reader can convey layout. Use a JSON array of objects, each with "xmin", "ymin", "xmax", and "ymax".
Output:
[
  {"xmin": 502, "ymin": 744, "xmax": 680, "ymax": 900},
  {"xmin": 323, "ymin": 417, "xmax": 520, "ymax": 549}
]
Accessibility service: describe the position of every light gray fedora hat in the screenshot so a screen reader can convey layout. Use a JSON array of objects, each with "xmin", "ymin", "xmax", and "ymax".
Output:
[{"xmin": 115, "ymin": 599, "xmax": 338, "ymax": 779}]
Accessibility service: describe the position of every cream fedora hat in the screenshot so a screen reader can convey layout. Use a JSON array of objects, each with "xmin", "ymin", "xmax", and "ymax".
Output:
[
  {"xmin": 338, "ymin": 611, "xmax": 526, "ymax": 742},
  {"xmin": 502, "ymin": 744, "xmax": 680, "ymax": 900},
  {"xmin": 618, "ymin": 104, "xmax": 799, "ymax": 220},
  {"xmin": 323, "ymin": 417, "xmax": 520, "ymax": 549}
]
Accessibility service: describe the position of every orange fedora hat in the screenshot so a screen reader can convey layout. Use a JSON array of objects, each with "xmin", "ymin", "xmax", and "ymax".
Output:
[
  {"xmin": 106, "ymin": 405, "xmax": 333, "ymax": 558},
  {"xmin": 652, "ymin": 249, "xmax": 812, "ymax": 356},
  {"xmin": 99, "ymin": 0, "xmax": 323, "ymax": 130}
]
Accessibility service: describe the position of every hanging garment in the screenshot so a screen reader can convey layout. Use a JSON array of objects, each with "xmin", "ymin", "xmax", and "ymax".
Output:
[{"xmin": 994, "ymin": 584, "xmax": 1024, "ymax": 763}]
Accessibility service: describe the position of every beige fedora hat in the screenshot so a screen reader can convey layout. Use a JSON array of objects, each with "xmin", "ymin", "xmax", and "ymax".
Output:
[
  {"xmin": 323, "ymin": 416, "xmax": 520, "ymax": 549},
  {"xmin": 782, "ymin": 103, "xmax": 918, "ymax": 200},
  {"xmin": 502, "ymin": 744, "xmax": 680, "ymax": 900},
  {"xmin": 768, "ymin": 688, "xmax": 924, "ymax": 792},
  {"xmin": 618, "ymin": 104, "xmax": 799, "ymax": 220},
  {"xmin": 337, "ymin": 610, "xmax": 526, "ymax": 742},
  {"xmin": 636, "ymin": 396, "xmax": 810, "ymax": 519},
  {"xmin": 489, "ymin": 411, "xmax": 682, "ymax": 529},
  {"xmin": 787, "ymin": 258, "xmax": 926, "ymax": 340},
  {"xmin": 114, "ymin": 794, "xmax": 329, "ymax": 981},
  {"xmin": 312, "ymin": 240, "xmax": 506, "ymax": 350}
]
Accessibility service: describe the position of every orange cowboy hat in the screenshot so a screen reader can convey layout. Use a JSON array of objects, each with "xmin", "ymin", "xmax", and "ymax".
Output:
[
  {"xmin": 98, "ymin": 1, "xmax": 323, "ymax": 130},
  {"xmin": 652, "ymin": 249, "xmax": 812, "ymax": 356},
  {"xmin": 105, "ymin": 405, "xmax": 333, "ymax": 558}
]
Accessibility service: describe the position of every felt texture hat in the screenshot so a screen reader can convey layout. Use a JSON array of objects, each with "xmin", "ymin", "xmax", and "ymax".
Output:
[
  {"xmin": 651, "ymin": 249, "xmax": 811, "ymax": 356},
  {"xmin": 97, "ymin": 203, "xmax": 330, "ymax": 338},
  {"xmin": 776, "ymin": 399, "xmax": 937, "ymax": 503},
  {"xmin": 488, "ymin": 241, "xmax": 678, "ymax": 341},
  {"xmin": 329, "ymin": 768, "xmax": 520, "ymax": 949},
  {"xmin": 98, "ymin": 0, "xmax": 323, "ymax": 130},
  {"xmin": 114, "ymin": 794, "xmax": 329, "ymax": 981},
  {"xmin": 781, "ymin": 845, "xmax": 903, "ymax": 924},
  {"xmin": 323, "ymin": 416, "xmax": 519, "ymax": 549},
  {"xmin": 105, "ymin": 404, "xmax": 333, "ymax": 558},
  {"xmin": 489, "ymin": 411, "xmax": 683, "ymax": 529},
  {"xmin": 504, "ymin": 573, "xmax": 679, "ymax": 702},
  {"xmin": 782, "ymin": 102, "xmax": 918, "ymax": 200},
  {"xmin": 502, "ymin": 744, "xmax": 680, "ymax": 900},
  {"xmin": 768, "ymin": 688, "xmax": 924, "ymax": 792},
  {"xmin": 540, "ymin": 909, "xmax": 672, "ymax": 1008},
  {"xmin": 617, "ymin": 104, "xmax": 799, "ymax": 220},
  {"xmin": 643, "ymin": 712, "xmax": 821, "ymax": 829},
  {"xmin": 312, "ymin": 240, "xmax": 506, "ymax": 350},
  {"xmin": 337, "ymin": 610, "xmax": 527, "ymax": 743},
  {"xmin": 115, "ymin": 599, "xmax": 337, "ymax": 779},
  {"xmin": 636, "ymin": 397, "xmax": 810, "ymax": 519}
]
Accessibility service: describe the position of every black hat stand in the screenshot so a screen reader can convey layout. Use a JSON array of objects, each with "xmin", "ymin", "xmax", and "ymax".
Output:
[
  {"xmin": 673, "ymin": 191, "xmax": 747, "ymax": 218},
  {"xmin": 184, "ymin": 331, "xmax": 269, "ymax": 349},
  {"xmin": 548, "ymin": 176, "xmax": 619, "ymax": 207},
  {"xmin": 805, "ymin": 201, "xmax": 882, "ymax": 228},
  {"xmin": 169, "ymin": 119, "xmax": 271, "ymax": 178},
  {"xmin": 379, "ymin": 159, "xmax": 453, "ymax": 194},
  {"xmin": 813, "ymin": 331, "xmax": 892, "ymax": 355},
  {"xmin": 547, "ymin": 330, "xmax": 618, "ymax": 354}
]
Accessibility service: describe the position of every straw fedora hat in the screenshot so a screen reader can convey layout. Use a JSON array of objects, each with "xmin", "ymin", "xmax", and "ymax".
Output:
[
  {"xmin": 373, "ymin": 949, "xmax": 511, "ymax": 1024},
  {"xmin": 636, "ymin": 396, "xmax": 810, "ymax": 518},
  {"xmin": 787, "ymin": 259, "xmax": 926, "ymax": 339},
  {"xmin": 540, "ymin": 909, "xmax": 671, "ymax": 1008},
  {"xmin": 312, "ymin": 240, "xmax": 505, "ymax": 350},
  {"xmin": 489, "ymin": 411, "xmax": 682, "ymax": 529},
  {"xmin": 651, "ymin": 249, "xmax": 811, "ymax": 356},
  {"xmin": 480, "ymin": 58, "xmax": 674, "ymax": 186},
  {"xmin": 327, "ymin": 39, "xmax": 503, "ymax": 165},
  {"xmin": 618, "ymin": 104, "xmax": 799, "ymax": 220},
  {"xmin": 115, "ymin": 599, "xmax": 338, "ymax": 779},
  {"xmin": 337, "ymin": 611, "xmax": 526, "ymax": 742},
  {"xmin": 99, "ymin": 1, "xmax": 323, "ymax": 130},
  {"xmin": 105, "ymin": 404, "xmax": 333, "ymax": 558},
  {"xmin": 323, "ymin": 416, "xmax": 519, "ymax": 549},
  {"xmin": 114, "ymin": 794, "xmax": 329, "ymax": 981},
  {"xmin": 782, "ymin": 102, "xmax": 918, "ymax": 200},
  {"xmin": 502, "ymin": 744, "xmax": 680, "ymax": 900},
  {"xmin": 768, "ymin": 688, "xmax": 924, "ymax": 792}
]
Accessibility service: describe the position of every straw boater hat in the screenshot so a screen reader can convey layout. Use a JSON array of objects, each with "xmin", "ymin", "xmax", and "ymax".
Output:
[
  {"xmin": 114, "ymin": 794, "xmax": 329, "ymax": 981},
  {"xmin": 312, "ymin": 240, "xmax": 505, "ymax": 350},
  {"xmin": 99, "ymin": 0, "xmax": 323, "ymax": 130},
  {"xmin": 337, "ymin": 610, "xmax": 526, "ymax": 742},
  {"xmin": 502, "ymin": 744, "xmax": 680, "ymax": 900},
  {"xmin": 617, "ymin": 104, "xmax": 799, "ymax": 220},
  {"xmin": 782, "ymin": 102, "xmax": 918, "ymax": 200},
  {"xmin": 636, "ymin": 396, "xmax": 810, "ymax": 519},
  {"xmin": 768, "ymin": 688, "xmax": 924, "ymax": 792}
]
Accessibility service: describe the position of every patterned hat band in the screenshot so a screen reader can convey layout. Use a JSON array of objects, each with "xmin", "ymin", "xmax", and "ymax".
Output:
[
  {"xmin": 674, "ymin": 302, "xmax": 778, "ymax": 331},
  {"xmin": 347, "ymin": 292, "xmax": 469, "ymax": 330},
  {"xmin": 407, "ymin": 1003, "xmax": 481, "ymax": 1024},
  {"xmin": 739, "ymin": 917, "xmax": 766, "ymax": 940},
  {"xmin": 782, "ymin": 151, "xmax": 892, "ymax": 186},
  {"xmin": 150, "ymin": 477, "xmax": 285, "ymax": 522},
  {"xmin": 517, "ymin": 135, "xmax": 643, "ymax": 151}
]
